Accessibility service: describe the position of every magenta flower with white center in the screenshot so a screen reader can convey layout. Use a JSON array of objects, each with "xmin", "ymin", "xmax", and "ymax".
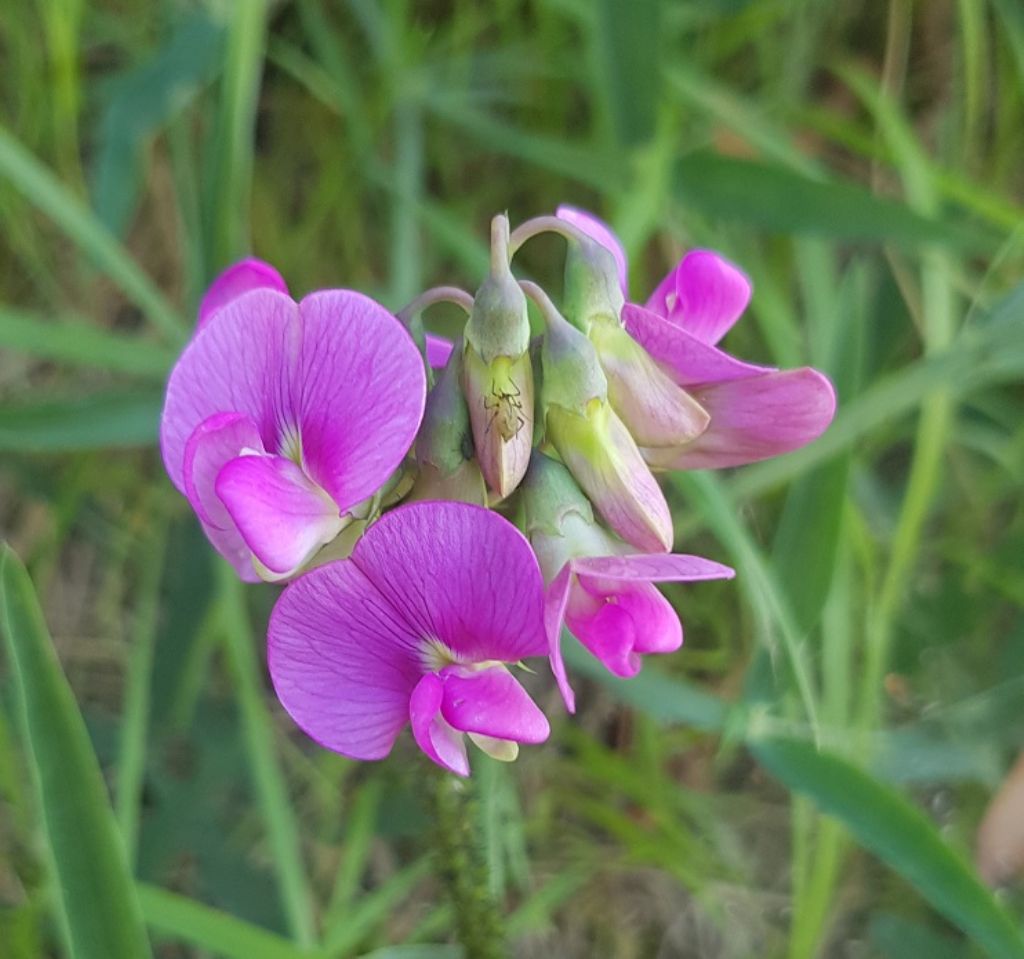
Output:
[
  {"xmin": 267, "ymin": 501, "xmax": 550, "ymax": 776},
  {"xmin": 556, "ymin": 206, "xmax": 836, "ymax": 469},
  {"xmin": 161, "ymin": 260, "xmax": 427, "ymax": 582},
  {"xmin": 522, "ymin": 454, "xmax": 733, "ymax": 711}
]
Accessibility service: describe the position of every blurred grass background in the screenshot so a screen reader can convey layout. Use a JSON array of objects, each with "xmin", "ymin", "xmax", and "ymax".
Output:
[{"xmin": 1, "ymin": 0, "xmax": 1023, "ymax": 957}]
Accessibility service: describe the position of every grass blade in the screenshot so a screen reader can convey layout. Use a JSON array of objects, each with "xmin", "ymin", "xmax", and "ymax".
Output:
[
  {"xmin": 0, "ymin": 545, "xmax": 152, "ymax": 959},
  {"xmin": 0, "ymin": 125, "xmax": 185, "ymax": 341},
  {"xmin": 0, "ymin": 307, "xmax": 175, "ymax": 379},
  {"xmin": 218, "ymin": 564, "xmax": 317, "ymax": 947},
  {"xmin": 0, "ymin": 388, "xmax": 162, "ymax": 452},
  {"xmin": 753, "ymin": 736, "xmax": 1024, "ymax": 959},
  {"xmin": 138, "ymin": 884, "xmax": 320, "ymax": 959},
  {"xmin": 205, "ymin": 0, "xmax": 271, "ymax": 271},
  {"xmin": 674, "ymin": 151, "xmax": 996, "ymax": 251}
]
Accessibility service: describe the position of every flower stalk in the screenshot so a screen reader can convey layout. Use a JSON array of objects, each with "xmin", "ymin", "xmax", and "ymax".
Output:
[{"xmin": 428, "ymin": 762, "xmax": 507, "ymax": 959}]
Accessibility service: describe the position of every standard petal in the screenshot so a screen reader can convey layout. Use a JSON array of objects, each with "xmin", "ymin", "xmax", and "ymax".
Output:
[
  {"xmin": 267, "ymin": 560, "xmax": 423, "ymax": 761},
  {"xmin": 645, "ymin": 250, "xmax": 751, "ymax": 345},
  {"xmin": 197, "ymin": 258, "xmax": 289, "ymax": 329},
  {"xmin": 623, "ymin": 304, "xmax": 770, "ymax": 389},
  {"xmin": 294, "ymin": 290, "xmax": 426, "ymax": 512},
  {"xmin": 642, "ymin": 368, "xmax": 837, "ymax": 470},
  {"xmin": 439, "ymin": 666, "xmax": 550, "ymax": 744},
  {"xmin": 425, "ymin": 333, "xmax": 455, "ymax": 369},
  {"xmin": 161, "ymin": 288, "xmax": 297, "ymax": 492},
  {"xmin": 215, "ymin": 454, "xmax": 343, "ymax": 575},
  {"xmin": 351, "ymin": 501, "xmax": 548, "ymax": 664},
  {"xmin": 182, "ymin": 412, "xmax": 264, "ymax": 528},
  {"xmin": 556, "ymin": 205, "xmax": 628, "ymax": 294},
  {"xmin": 572, "ymin": 553, "xmax": 735, "ymax": 583},
  {"xmin": 544, "ymin": 564, "xmax": 576, "ymax": 713},
  {"xmin": 410, "ymin": 673, "xmax": 470, "ymax": 776}
]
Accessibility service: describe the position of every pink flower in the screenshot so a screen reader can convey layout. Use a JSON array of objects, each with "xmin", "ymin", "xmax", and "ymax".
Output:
[
  {"xmin": 556, "ymin": 207, "xmax": 836, "ymax": 469},
  {"xmin": 546, "ymin": 553, "xmax": 735, "ymax": 712},
  {"xmin": 161, "ymin": 260, "xmax": 426, "ymax": 582},
  {"xmin": 522, "ymin": 452, "xmax": 733, "ymax": 711},
  {"xmin": 267, "ymin": 502, "xmax": 550, "ymax": 775}
]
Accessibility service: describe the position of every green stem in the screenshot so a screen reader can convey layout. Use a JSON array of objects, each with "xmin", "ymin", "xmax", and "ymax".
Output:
[
  {"xmin": 427, "ymin": 764, "xmax": 506, "ymax": 959},
  {"xmin": 218, "ymin": 564, "xmax": 317, "ymax": 947}
]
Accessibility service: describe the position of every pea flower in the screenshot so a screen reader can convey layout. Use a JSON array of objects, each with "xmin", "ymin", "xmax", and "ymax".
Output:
[
  {"xmin": 522, "ymin": 454, "xmax": 733, "ymax": 711},
  {"xmin": 268, "ymin": 501, "xmax": 550, "ymax": 775},
  {"xmin": 556, "ymin": 206, "xmax": 836, "ymax": 469},
  {"xmin": 161, "ymin": 260, "xmax": 426, "ymax": 582}
]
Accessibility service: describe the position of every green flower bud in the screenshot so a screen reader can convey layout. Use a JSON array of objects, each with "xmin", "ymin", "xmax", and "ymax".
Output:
[
  {"xmin": 461, "ymin": 215, "xmax": 535, "ymax": 498},
  {"xmin": 532, "ymin": 286, "xmax": 672, "ymax": 553},
  {"xmin": 411, "ymin": 346, "xmax": 486, "ymax": 505}
]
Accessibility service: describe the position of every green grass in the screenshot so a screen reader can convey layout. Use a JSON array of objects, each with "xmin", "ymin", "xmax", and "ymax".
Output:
[{"xmin": 1, "ymin": 1, "xmax": 1023, "ymax": 957}]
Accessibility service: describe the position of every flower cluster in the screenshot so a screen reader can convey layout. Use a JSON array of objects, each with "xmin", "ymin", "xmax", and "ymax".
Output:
[{"xmin": 160, "ymin": 209, "xmax": 835, "ymax": 775}]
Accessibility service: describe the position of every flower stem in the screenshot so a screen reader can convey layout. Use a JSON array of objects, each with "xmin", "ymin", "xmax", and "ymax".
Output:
[
  {"xmin": 397, "ymin": 285, "xmax": 475, "ymax": 322},
  {"xmin": 507, "ymin": 214, "xmax": 587, "ymax": 257},
  {"xmin": 427, "ymin": 764, "xmax": 506, "ymax": 959}
]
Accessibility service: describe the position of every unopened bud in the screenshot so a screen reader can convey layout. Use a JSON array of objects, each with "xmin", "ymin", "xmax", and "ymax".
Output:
[
  {"xmin": 411, "ymin": 347, "xmax": 486, "ymax": 506},
  {"xmin": 557, "ymin": 207, "xmax": 626, "ymax": 332},
  {"xmin": 521, "ymin": 453, "xmax": 619, "ymax": 580},
  {"xmin": 546, "ymin": 400, "xmax": 673, "ymax": 554},
  {"xmin": 588, "ymin": 315, "xmax": 710, "ymax": 448},
  {"xmin": 533, "ymin": 287, "xmax": 672, "ymax": 553},
  {"xmin": 462, "ymin": 215, "xmax": 535, "ymax": 498}
]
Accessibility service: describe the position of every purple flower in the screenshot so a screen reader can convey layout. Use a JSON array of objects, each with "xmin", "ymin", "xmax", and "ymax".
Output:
[
  {"xmin": 522, "ymin": 453, "xmax": 733, "ymax": 711},
  {"xmin": 267, "ymin": 502, "xmax": 550, "ymax": 775},
  {"xmin": 556, "ymin": 207, "xmax": 836, "ymax": 469},
  {"xmin": 161, "ymin": 260, "xmax": 427, "ymax": 582},
  {"xmin": 546, "ymin": 553, "xmax": 735, "ymax": 712}
]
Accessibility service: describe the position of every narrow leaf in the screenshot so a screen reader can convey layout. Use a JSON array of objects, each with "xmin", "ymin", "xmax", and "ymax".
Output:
[
  {"xmin": 674, "ymin": 151, "xmax": 995, "ymax": 251},
  {"xmin": 0, "ymin": 389, "xmax": 162, "ymax": 452},
  {"xmin": 0, "ymin": 545, "xmax": 152, "ymax": 959},
  {"xmin": 138, "ymin": 884, "xmax": 320, "ymax": 959},
  {"xmin": 753, "ymin": 736, "xmax": 1024, "ymax": 959}
]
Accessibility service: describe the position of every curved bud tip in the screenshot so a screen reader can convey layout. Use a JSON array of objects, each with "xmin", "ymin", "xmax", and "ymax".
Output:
[
  {"xmin": 463, "ymin": 346, "xmax": 534, "ymax": 498},
  {"xmin": 465, "ymin": 214, "xmax": 531, "ymax": 362}
]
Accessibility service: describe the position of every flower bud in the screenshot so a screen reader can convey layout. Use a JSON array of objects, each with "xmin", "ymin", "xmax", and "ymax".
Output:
[
  {"xmin": 462, "ymin": 215, "xmax": 535, "ymax": 498},
  {"xmin": 557, "ymin": 210, "xmax": 625, "ymax": 333},
  {"xmin": 521, "ymin": 453, "xmax": 620, "ymax": 579},
  {"xmin": 587, "ymin": 314, "xmax": 710, "ymax": 448},
  {"xmin": 535, "ymin": 290, "xmax": 673, "ymax": 553},
  {"xmin": 410, "ymin": 347, "xmax": 486, "ymax": 506}
]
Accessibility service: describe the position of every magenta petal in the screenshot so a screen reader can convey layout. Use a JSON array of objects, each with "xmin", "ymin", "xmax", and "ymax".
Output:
[
  {"xmin": 197, "ymin": 258, "xmax": 289, "ymax": 330},
  {"xmin": 267, "ymin": 561, "xmax": 423, "ymax": 761},
  {"xmin": 294, "ymin": 291, "xmax": 426, "ymax": 511},
  {"xmin": 440, "ymin": 666, "xmax": 550, "ymax": 744},
  {"xmin": 556, "ymin": 205, "xmax": 628, "ymax": 294},
  {"xmin": 182, "ymin": 412, "xmax": 264, "ymax": 527},
  {"xmin": 645, "ymin": 250, "xmax": 751, "ymax": 345},
  {"xmin": 646, "ymin": 368, "xmax": 837, "ymax": 470},
  {"xmin": 410, "ymin": 674, "xmax": 470, "ymax": 776},
  {"xmin": 200, "ymin": 520, "xmax": 261, "ymax": 583},
  {"xmin": 351, "ymin": 502, "xmax": 548, "ymax": 663},
  {"xmin": 215, "ymin": 454, "xmax": 342, "ymax": 575},
  {"xmin": 161, "ymin": 289, "xmax": 297, "ymax": 492},
  {"xmin": 572, "ymin": 553, "xmax": 735, "ymax": 583},
  {"xmin": 425, "ymin": 333, "xmax": 455, "ymax": 369},
  {"xmin": 544, "ymin": 564, "xmax": 576, "ymax": 713},
  {"xmin": 567, "ymin": 578, "xmax": 682, "ymax": 676},
  {"xmin": 623, "ymin": 304, "xmax": 770, "ymax": 388}
]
